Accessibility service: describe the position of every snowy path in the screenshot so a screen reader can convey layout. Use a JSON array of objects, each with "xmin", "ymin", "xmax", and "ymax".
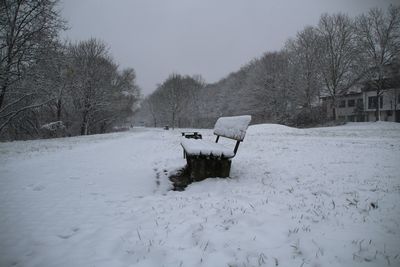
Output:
[
  {"xmin": 0, "ymin": 123, "xmax": 399, "ymax": 267},
  {"xmin": 0, "ymin": 128, "xmax": 184, "ymax": 266}
]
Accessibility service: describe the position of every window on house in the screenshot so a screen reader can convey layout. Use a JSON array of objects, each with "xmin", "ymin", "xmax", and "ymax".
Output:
[
  {"xmin": 356, "ymin": 99, "xmax": 364, "ymax": 111},
  {"xmin": 356, "ymin": 115, "xmax": 365, "ymax": 122},
  {"xmin": 348, "ymin": 99, "xmax": 355, "ymax": 107},
  {"xmin": 368, "ymin": 96, "xmax": 383, "ymax": 109},
  {"xmin": 347, "ymin": 115, "xmax": 355, "ymax": 122},
  {"xmin": 339, "ymin": 100, "xmax": 346, "ymax": 108}
]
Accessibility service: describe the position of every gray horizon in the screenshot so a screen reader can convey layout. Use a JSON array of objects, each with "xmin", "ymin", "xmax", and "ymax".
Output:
[{"xmin": 61, "ymin": 0, "xmax": 397, "ymax": 95}]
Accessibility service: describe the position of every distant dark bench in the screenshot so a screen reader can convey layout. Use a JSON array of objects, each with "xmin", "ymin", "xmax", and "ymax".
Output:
[
  {"xmin": 181, "ymin": 131, "xmax": 202, "ymax": 140},
  {"xmin": 181, "ymin": 115, "xmax": 251, "ymax": 181}
]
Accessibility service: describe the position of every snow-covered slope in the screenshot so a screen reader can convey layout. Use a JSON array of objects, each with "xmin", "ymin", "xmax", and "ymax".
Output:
[{"xmin": 0, "ymin": 123, "xmax": 399, "ymax": 267}]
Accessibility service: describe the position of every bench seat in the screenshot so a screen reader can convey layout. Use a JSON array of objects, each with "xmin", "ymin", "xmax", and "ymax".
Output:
[{"xmin": 181, "ymin": 138, "xmax": 235, "ymax": 158}]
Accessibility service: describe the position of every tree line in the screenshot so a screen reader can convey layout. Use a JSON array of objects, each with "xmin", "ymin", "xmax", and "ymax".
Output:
[
  {"xmin": 0, "ymin": 0, "xmax": 140, "ymax": 141},
  {"xmin": 135, "ymin": 5, "xmax": 400, "ymax": 128}
]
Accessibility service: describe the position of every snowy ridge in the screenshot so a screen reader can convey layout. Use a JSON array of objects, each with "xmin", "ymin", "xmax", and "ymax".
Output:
[{"xmin": 0, "ymin": 123, "xmax": 399, "ymax": 266}]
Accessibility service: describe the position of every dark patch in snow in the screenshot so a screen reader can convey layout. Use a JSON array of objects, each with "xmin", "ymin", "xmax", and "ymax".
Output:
[
  {"xmin": 57, "ymin": 234, "xmax": 72, "ymax": 239},
  {"xmin": 57, "ymin": 227, "xmax": 80, "ymax": 240},
  {"xmin": 169, "ymin": 166, "xmax": 191, "ymax": 191},
  {"xmin": 26, "ymin": 184, "xmax": 45, "ymax": 191}
]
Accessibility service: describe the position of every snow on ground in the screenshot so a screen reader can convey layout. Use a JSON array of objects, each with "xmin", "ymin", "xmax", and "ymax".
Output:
[{"xmin": 0, "ymin": 122, "xmax": 399, "ymax": 267}]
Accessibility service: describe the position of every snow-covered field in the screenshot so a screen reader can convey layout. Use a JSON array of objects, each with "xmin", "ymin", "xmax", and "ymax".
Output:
[{"xmin": 0, "ymin": 122, "xmax": 399, "ymax": 267}]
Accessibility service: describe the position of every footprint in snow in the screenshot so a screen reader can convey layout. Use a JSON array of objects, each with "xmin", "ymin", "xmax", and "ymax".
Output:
[
  {"xmin": 26, "ymin": 184, "xmax": 45, "ymax": 191},
  {"xmin": 57, "ymin": 227, "xmax": 80, "ymax": 240},
  {"xmin": 33, "ymin": 185, "xmax": 45, "ymax": 191}
]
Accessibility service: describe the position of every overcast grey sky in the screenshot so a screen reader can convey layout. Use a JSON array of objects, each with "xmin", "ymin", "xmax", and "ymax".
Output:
[{"xmin": 61, "ymin": 0, "xmax": 396, "ymax": 95}]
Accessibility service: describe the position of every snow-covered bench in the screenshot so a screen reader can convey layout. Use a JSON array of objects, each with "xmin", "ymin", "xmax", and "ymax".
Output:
[{"xmin": 181, "ymin": 115, "xmax": 251, "ymax": 181}]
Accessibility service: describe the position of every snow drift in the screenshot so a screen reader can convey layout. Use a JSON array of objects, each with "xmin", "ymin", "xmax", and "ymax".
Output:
[{"xmin": 0, "ymin": 123, "xmax": 399, "ymax": 267}]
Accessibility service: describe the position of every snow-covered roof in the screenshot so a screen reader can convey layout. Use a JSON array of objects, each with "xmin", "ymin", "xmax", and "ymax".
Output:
[
  {"xmin": 213, "ymin": 115, "xmax": 252, "ymax": 141},
  {"xmin": 321, "ymin": 75, "xmax": 400, "ymax": 99},
  {"xmin": 320, "ymin": 85, "xmax": 363, "ymax": 99}
]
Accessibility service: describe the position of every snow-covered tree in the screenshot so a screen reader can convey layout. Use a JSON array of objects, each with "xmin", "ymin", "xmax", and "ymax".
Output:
[
  {"xmin": 286, "ymin": 27, "xmax": 322, "ymax": 110},
  {"xmin": 0, "ymin": 0, "xmax": 65, "ymax": 135},
  {"xmin": 317, "ymin": 13, "xmax": 361, "ymax": 120},
  {"xmin": 355, "ymin": 5, "xmax": 400, "ymax": 121},
  {"xmin": 67, "ymin": 39, "xmax": 140, "ymax": 135}
]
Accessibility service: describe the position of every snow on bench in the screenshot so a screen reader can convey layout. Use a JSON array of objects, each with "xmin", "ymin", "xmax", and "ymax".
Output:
[
  {"xmin": 214, "ymin": 115, "xmax": 251, "ymax": 141},
  {"xmin": 181, "ymin": 115, "xmax": 252, "ymax": 158},
  {"xmin": 181, "ymin": 139, "xmax": 235, "ymax": 158}
]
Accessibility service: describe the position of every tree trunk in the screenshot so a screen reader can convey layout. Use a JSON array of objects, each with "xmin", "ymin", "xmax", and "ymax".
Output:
[
  {"xmin": 0, "ymin": 65, "xmax": 11, "ymax": 110},
  {"xmin": 81, "ymin": 111, "xmax": 89, "ymax": 135},
  {"xmin": 331, "ymin": 96, "xmax": 337, "ymax": 121},
  {"xmin": 332, "ymin": 107, "xmax": 337, "ymax": 121},
  {"xmin": 80, "ymin": 123, "xmax": 85, "ymax": 135},
  {"xmin": 0, "ymin": 87, "xmax": 6, "ymax": 110},
  {"xmin": 56, "ymin": 99, "xmax": 62, "ymax": 121},
  {"xmin": 375, "ymin": 90, "xmax": 381, "ymax": 122},
  {"xmin": 172, "ymin": 111, "xmax": 175, "ymax": 129},
  {"xmin": 0, "ymin": 36, "xmax": 13, "ymax": 110}
]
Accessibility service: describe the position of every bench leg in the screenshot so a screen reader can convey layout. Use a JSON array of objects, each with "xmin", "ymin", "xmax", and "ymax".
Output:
[
  {"xmin": 219, "ymin": 159, "xmax": 231, "ymax": 177},
  {"xmin": 187, "ymin": 156, "xmax": 231, "ymax": 181}
]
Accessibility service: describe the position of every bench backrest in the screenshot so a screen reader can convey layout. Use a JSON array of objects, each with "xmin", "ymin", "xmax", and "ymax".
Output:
[{"xmin": 213, "ymin": 115, "xmax": 252, "ymax": 141}]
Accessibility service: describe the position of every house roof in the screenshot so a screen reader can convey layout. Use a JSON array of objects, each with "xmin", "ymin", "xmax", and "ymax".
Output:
[
  {"xmin": 320, "ymin": 86, "xmax": 362, "ymax": 99},
  {"xmin": 363, "ymin": 76, "xmax": 400, "ymax": 92},
  {"xmin": 320, "ymin": 75, "xmax": 400, "ymax": 99}
]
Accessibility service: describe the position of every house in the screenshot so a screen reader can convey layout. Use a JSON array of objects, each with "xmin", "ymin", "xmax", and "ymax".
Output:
[{"xmin": 322, "ymin": 73, "xmax": 400, "ymax": 123}]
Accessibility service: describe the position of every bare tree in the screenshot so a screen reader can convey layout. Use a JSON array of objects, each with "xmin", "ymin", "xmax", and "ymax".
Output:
[
  {"xmin": 185, "ymin": 74, "xmax": 205, "ymax": 126},
  {"xmin": 355, "ymin": 5, "xmax": 400, "ymax": 121},
  {"xmin": 133, "ymin": 7, "xmax": 399, "ymax": 128},
  {"xmin": 286, "ymin": 27, "xmax": 323, "ymax": 110},
  {"xmin": 145, "ymin": 96, "xmax": 158, "ymax": 127},
  {"xmin": 159, "ymin": 74, "xmax": 187, "ymax": 129},
  {"xmin": 0, "ymin": 0, "xmax": 65, "ymax": 135},
  {"xmin": 3, "ymin": 41, "xmax": 70, "ymax": 137},
  {"xmin": 62, "ymin": 40, "xmax": 140, "ymax": 136},
  {"xmin": 68, "ymin": 39, "xmax": 118, "ymax": 135},
  {"xmin": 317, "ymin": 13, "xmax": 361, "ymax": 120},
  {"xmin": 110, "ymin": 67, "xmax": 141, "ymax": 128},
  {"xmin": 247, "ymin": 52, "xmax": 296, "ymax": 123},
  {"xmin": 135, "ymin": 74, "xmax": 205, "ymax": 128}
]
